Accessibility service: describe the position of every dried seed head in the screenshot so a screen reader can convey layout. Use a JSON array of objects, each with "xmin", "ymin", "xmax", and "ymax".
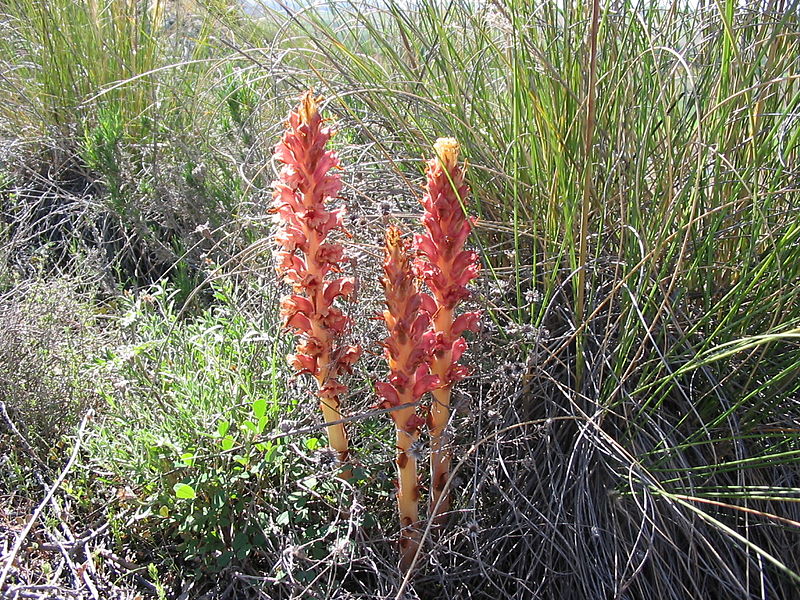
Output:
[
  {"xmin": 499, "ymin": 361, "xmax": 525, "ymax": 379},
  {"xmin": 525, "ymin": 288, "xmax": 542, "ymax": 304},
  {"xmin": 518, "ymin": 324, "xmax": 539, "ymax": 342},
  {"xmin": 285, "ymin": 544, "xmax": 306, "ymax": 560},
  {"xmin": 330, "ymin": 537, "xmax": 350, "ymax": 558}
]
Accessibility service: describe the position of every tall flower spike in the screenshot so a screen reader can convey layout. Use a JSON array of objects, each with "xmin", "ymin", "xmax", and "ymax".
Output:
[
  {"xmin": 272, "ymin": 91, "xmax": 361, "ymax": 478},
  {"xmin": 378, "ymin": 226, "xmax": 439, "ymax": 571},
  {"xmin": 414, "ymin": 138, "xmax": 480, "ymax": 521}
]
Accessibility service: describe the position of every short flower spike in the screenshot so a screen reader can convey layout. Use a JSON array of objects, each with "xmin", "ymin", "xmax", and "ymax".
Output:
[{"xmin": 378, "ymin": 225, "xmax": 439, "ymax": 570}]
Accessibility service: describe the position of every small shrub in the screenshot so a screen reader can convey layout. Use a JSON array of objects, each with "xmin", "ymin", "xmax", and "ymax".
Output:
[
  {"xmin": 87, "ymin": 279, "xmax": 360, "ymax": 574},
  {"xmin": 0, "ymin": 276, "xmax": 105, "ymax": 454}
]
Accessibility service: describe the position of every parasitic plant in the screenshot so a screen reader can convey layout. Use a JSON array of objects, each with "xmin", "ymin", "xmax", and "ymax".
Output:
[
  {"xmin": 377, "ymin": 225, "xmax": 439, "ymax": 570},
  {"xmin": 272, "ymin": 92, "xmax": 361, "ymax": 478},
  {"xmin": 414, "ymin": 138, "xmax": 480, "ymax": 520}
]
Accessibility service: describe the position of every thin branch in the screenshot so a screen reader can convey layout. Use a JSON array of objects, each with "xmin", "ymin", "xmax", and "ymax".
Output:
[{"xmin": 0, "ymin": 410, "xmax": 93, "ymax": 593}]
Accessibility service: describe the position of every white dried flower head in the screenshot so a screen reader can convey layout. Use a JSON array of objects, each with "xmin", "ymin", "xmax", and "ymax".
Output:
[
  {"xmin": 483, "ymin": 6, "xmax": 513, "ymax": 48},
  {"xmin": 284, "ymin": 544, "xmax": 306, "ymax": 561},
  {"xmin": 278, "ymin": 420, "xmax": 296, "ymax": 433},
  {"xmin": 499, "ymin": 361, "xmax": 526, "ymax": 379},
  {"xmin": 524, "ymin": 288, "xmax": 542, "ymax": 304},
  {"xmin": 518, "ymin": 324, "xmax": 539, "ymax": 342},
  {"xmin": 315, "ymin": 447, "xmax": 340, "ymax": 469},
  {"xmin": 193, "ymin": 221, "xmax": 211, "ymax": 239},
  {"xmin": 407, "ymin": 439, "xmax": 427, "ymax": 462},
  {"xmin": 465, "ymin": 518, "xmax": 480, "ymax": 535},
  {"xmin": 329, "ymin": 537, "xmax": 350, "ymax": 558},
  {"xmin": 489, "ymin": 282, "xmax": 506, "ymax": 300},
  {"xmin": 191, "ymin": 162, "xmax": 206, "ymax": 181}
]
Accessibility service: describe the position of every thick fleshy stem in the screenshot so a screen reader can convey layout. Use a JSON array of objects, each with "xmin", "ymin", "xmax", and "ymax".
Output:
[
  {"xmin": 414, "ymin": 138, "xmax": 480, "ymax": 521},
  {"xmin": 377, "ymin": 226, "xmax": 439, "ymax": 571},
  {"xmin": 272, "ymin": 92, "xmax": 361, "ymax": 478}
]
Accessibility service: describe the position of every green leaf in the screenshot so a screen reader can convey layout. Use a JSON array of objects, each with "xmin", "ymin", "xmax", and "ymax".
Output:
[
  {"xmin": 276, "ymin": 511, "xmax": 291, "ymax": 525},
  {"xmin": 216, "ymin": 421, "xmax": 230, "ymax": 437},
  {"xmin": 216, "ymin": 551, "xmax": 233, "ymax": 569},
  {"xmin": 173, "ymin": 483, "xmax": 196, "ymax": 500},
  {"xmin": 257, "ymin": 415, "xmax": 268, "ymax": 435},
  {"xmin": 252, "ymin": 397, "xmax": 267, "ymax": 419},
  {"xmin": 220, "ymin": 435, "xmax": 235, "ymax": 451},
  {"xmin": 264, "ymin": 444, "xmax": 277, "ymax": 462},
  {"xmin": 233, "ymin": 531, "xmax": 249, "ymax": 552}
]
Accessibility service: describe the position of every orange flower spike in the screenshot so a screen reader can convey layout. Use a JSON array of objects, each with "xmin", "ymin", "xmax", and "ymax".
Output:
[
  {"xmin": 272, "ymin": 92, "xmax": 361, "ymax": 477},
  {"xmin": 414, "ymin": 138, "xmax": 481, "ymax": 521},
  {"xmin": 378, "ymin": 226, "xmax": 439, "ymax": 571}
]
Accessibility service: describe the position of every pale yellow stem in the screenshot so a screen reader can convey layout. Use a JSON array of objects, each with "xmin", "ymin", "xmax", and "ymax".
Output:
[
  {"xmin": 429, "ymin": 307, "xmax": 454, "ymax": 521},
  {"xmin": 316, "ymin": 386, "xmax": 352, "ymax": 481},
  {"xmin": 393, "ymin": 402, "xmax": 421, "ymax": 571}
]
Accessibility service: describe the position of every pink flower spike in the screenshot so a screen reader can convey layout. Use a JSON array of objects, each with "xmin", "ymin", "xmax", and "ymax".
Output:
[
  {"xmin": 271, "ymin": 91, "xmax": 361, "ymax": 477},
  {"xmin": 336, "ymin": 345, "xmax": 362, "ymax": 374},
  {"xmin": 284, "ymin": 312, "xmax": 312, "ymax": 334},
  {"xmin": 323, "ymin": 278, "xmax": 355, "ymax": 305},
  {"xmin": 404, "ymin": 414, "xmax": 426, "ymax": 434},
  {"xmin": 413, "ymin": 138, "xmax": 480, "ymax": 522},
  {"xmin": 413, "ymin": 373, "xmax": 441, "ymax": 398},
  {"xmin": 280, "ymin": 295, "xmax": 314, "ymax": 318},
  {"xmin": 375, "ymin": 381, "xmax": 400, "ymax": 407},
  {"xmin": 288, "ymin": 353, "xmax": 317, "ymax": 375}
]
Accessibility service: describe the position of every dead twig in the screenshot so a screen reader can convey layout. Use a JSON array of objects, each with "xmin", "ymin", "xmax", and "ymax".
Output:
[{"xmin": 0, "ymin": 410, "xmax": 93, "ymax": 593}]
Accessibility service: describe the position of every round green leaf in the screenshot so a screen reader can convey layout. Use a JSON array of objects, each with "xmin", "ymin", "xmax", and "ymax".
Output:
[{"xmin": 173, "ymin": 483, "xmax": 196, "ymax": 500}]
